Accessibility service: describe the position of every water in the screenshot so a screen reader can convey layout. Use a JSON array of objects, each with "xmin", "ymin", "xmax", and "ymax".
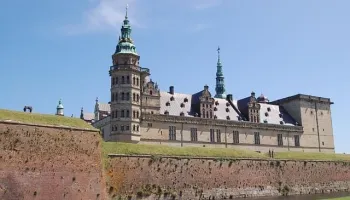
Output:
[{"xmin": 240, "ymin": 192, "xmax": 350, "ymax": 200}]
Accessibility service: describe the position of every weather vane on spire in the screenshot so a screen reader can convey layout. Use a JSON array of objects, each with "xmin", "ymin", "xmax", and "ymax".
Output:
[{"xmin": 217, "ymin": 46, "xmax": 221, "ymax": 60}]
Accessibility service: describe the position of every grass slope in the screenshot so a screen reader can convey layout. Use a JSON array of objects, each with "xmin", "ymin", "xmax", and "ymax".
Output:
[
  {"xmin": 103, "ymin": 142, "xmax": 350, "ymax": 161},
  {"xmin": 103, "ymin": 142, "xmax": 267, "ymax": 159},
  {"xmin": 324, "ymin": 197, "xmax": 350, "ymax": 200},
  {"xmin": 0, "ymin": 109, "xmax": 95, "ymax": 129}
]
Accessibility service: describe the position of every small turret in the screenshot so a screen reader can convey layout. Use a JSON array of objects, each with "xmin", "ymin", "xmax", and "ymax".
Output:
[
  {"xmin": 56, "ymin": 99, "xmax": 64, "ymax": 116},
  {"xmin": 80, "ymin": 107, "xmax": 84, "ymax": 119}
]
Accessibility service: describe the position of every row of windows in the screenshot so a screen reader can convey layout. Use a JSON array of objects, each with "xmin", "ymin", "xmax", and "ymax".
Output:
[
  {"xmin": 111, "ymin": 76, "xmax": 140, "ymax": 86},
  {"xmin": 111, "ymin": 110, "xmax": 140, "ymax": 119},
  {"xmin": 111, "ymin": 124, "xmax": 139, "ymax": 132},
  {"xmin": 167, "ymin": 127, "xmax": 300, "ymax": 147},
  {"xmin": 111, "ymin": 92, "xmax": 140, "ymax": 102}
]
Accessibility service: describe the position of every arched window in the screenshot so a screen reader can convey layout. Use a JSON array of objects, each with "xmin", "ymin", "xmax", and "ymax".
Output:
[
  {"xmin": 126, "ymin": 92, "xmax": 130, "ymax": 101},
  {"xmin": 136, "ymin": 78, "xmax": 139, "ymax": 86},
  {"xmin": 136, "ymin": 111, "xmax": 139, "ymax": 118},
  {"xmin": 133, "ymin": 93, "xmax": 136, "ymax": 101},
  {"xmin": 133, "ymin": 77, "xmax": 135, "ymax": 85},
  {"xmin": 206, "ymin": 111, "xmax": 209, "ymax": 118},
  {"xmin": 133, "ymin": 125, "xmax": 136, "ymax": 131},
  {"xmin": 126, "ymin": 110, "xmax": 130, "ymax": 118},
  {"xmin": 126, "ymin": 76, "xmax": 130, "ymax": 84},
  {"xmin": 121, "ymin": 92, "xmax": 125, "ymax": 100},
  {"xmin": 137, "ymin": 125, "xmax": 139, "ymax": 131},
  {"xmin": 137, "ymin": 94, "xmax": 139, "ymax": 102},
  {"xmin": 133, "ymin": 110, "xmax": 136, "ymax": 118},
  {"xmin": 122, "ymin": 76, "xmax": 125, "ymax": 84},
  {"xmin": 121, "ymin": 110, "xmax": 125, "ymax": 117},
  {"xmin": 202, "ymin": 109, "xmax": 205, "ymax": 118},
  {"xmin": 210, "ymin": 111, "xmax": 213, "ymax": 118}
]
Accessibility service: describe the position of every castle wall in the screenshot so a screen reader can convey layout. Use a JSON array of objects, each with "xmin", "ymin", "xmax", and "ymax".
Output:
[
  {"xmin": 139, "ymin": 114, "xmax": 334, "ymax": 153},
  {"xmin": 0, "ymin": 121, "xmax": 106, "ymax": 200},
  {"xmin": 106, "ymin": 155, "xmax": 350, "ymax": 199}
]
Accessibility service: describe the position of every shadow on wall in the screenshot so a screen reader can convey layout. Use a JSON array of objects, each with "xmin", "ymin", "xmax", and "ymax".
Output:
[{"xmin": 0, "ymin": 174, "xmax": 24, "ymax": 200}]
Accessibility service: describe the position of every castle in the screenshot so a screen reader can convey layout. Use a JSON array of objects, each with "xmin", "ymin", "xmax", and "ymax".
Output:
[{"xmin": 87, "ymin": 8, "xmax": 335, "ymax": 153}]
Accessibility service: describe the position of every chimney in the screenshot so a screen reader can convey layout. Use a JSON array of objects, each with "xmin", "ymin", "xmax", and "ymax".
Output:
[
  {"xmin": 226, "ymin": 94, "xmax": 233, "ymax": 101},
  {"xmin": 169, "ymin": 86, "xmax": 174, "ymax": 94},
  {"xmin": 204, "ymin": 85, "xmax": 209, "ymax": 90}
]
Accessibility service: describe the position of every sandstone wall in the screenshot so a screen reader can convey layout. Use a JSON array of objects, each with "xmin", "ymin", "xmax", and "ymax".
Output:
[
  {"xmin": 106, "ymin": 155, "xmax": 350, "ymax": 200},
  {"xmin": 0, "ymin": 122, "xmax": 107, "ymax": 200}
]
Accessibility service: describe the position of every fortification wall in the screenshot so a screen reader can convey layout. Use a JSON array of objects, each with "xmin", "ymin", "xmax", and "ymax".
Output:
[
  {"xmin": 106, "ymin": 155, "xmax": 350, "ymax": 199},
  {"xmin": 0, "ymin": 121, "xmax": 107, "ymax": 200}
]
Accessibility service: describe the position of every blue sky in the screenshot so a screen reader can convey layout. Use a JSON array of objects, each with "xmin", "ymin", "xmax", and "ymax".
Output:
[{"xmin": 0, "ymin": 0, "xmax": 349, "ymax": 153}]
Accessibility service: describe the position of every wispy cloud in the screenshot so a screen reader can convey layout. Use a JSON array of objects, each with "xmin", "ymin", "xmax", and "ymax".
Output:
[
  {"xmin": 192, "ymin": 0, "xmax": 222, "ymax": 10},
  {"xmin": 60, "ymin": 0, "xmax": 140, "ymax": 35},
  {"xmin": 191, "ymin": 23, "xmax": 211, "ymax": 32}
]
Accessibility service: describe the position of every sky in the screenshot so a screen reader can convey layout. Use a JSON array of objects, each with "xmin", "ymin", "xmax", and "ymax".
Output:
[{"xmin": 0, "ymin": 0, "xmax": 349, "ymax": 153}]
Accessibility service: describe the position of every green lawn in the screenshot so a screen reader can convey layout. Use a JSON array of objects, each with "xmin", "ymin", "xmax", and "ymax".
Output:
[
  {"xmin": 0, "ymin": 109, "xmax": 95, "ymax": 129},
  {"xmin": 103, "ymin": 142, "xmax": 268, "ymax": 159},
  {"xmin": 274, "ymin": 151, "xmax": 350, "ymax": 161},
  {"xmin": 103, "ymin": 142, "xmax": 350, "ymax": 161},
  {"xmin": 324, "ymin": 197, "xmax": 350, "ymax": 200}
]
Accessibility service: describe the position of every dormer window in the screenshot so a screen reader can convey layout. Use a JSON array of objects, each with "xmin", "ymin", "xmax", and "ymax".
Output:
[
  {"xmin": 226, "ymin": 102, "xmax": 230, "ymax": 107},
  {"xmin": 279, "ymin": 113, "xmax": 283, "ymax": 118},
  {"xmin": 184, "ymin": 98, "xmax": 188, "ymax": 103},
  {"xmin": 214, "ymin": 115, "xmax": 217, "ymax": 119},
  {"xmin": 226, "ymin": 116, "xmax": 230, "ymax": 120},
  {"xmin": 180, "ymin": 112, "xmax": 184, "ymax": 116},
  {"xmin": 280, "ymin": 121, "xmax": 284, "ymax": 125},
  {"xmin": 164, "ymin": 110, "xmax": 169, "ymax": 115},
  {"xmin": 215, "ymin": 101, "xmax": 219, "ymax": 106},
  {"xmin": 214, "ymin": 107, "xmax": 217, "ymax": 111},
  {"xmin": 170, "ymin": 96, "xmax": 175, "ymax": 101},
  {"xmin": 166, "ymin": 102, "xmax": 170, "ymax": 106},
  {"xmin": 265, "ymin": 112, "xmax": 269, "ymax": 117},
  {"xmin": 267, "ymin": 107, "xmax": 271, "ymax": 112},
  {"xmin": 226, "ymin": 108, "xmax": 230, "ymax": 112},
  {"xmin": 264, "ymin": 119, "xmax": 268, "ymax": 123},
  {"xmin": 180, "ymin": 103, "xmax": 185, "ymax": 108},
  {"xmin": 150, "ymin": 90, "xmax": 153, "ymax": 95}
]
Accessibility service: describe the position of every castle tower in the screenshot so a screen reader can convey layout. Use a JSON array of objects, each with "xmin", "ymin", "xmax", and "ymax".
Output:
[
  {"xmin": 214, "ymin": 46, "xmax": 226, "ymax": 98},
  {"xmin": 56, "ymin": 99, "xmax": 64, "ymax": 116},
  {"xmin": 109, "ymin": 5, "xmax": 150, "ymax": 142}
]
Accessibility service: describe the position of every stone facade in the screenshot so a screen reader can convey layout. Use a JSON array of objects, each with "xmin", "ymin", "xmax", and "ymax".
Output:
[{"xmin": 93, "ymin": 8, "xmax": 335, "ymax": 153}]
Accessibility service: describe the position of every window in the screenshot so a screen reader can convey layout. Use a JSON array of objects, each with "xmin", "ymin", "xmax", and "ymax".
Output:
[
  {"xmin": 122, "ymin": 92, "xmax": 125, "ymax": 100},
  {"xmin": 254, "ymin": 132, "xmax": 260, "ymax": 145},
  {"xmin": 210, "ymin": 111, "xmax": 213, "ymax": 119},
  {"xmin": 148, "ymin": 123, "xmax": 152, "ymax": 127},
  {"xmin": 166, "ymin": 102, "xmax": 170, "ymax": 106},
  {"xmin": 277, "ymin": 134, "xmax": 283, "ymax": 146},
  {"xmin": 210, "ymin": 129, "xmax": 215, "ymax": 143},
  {"xmin": 214, "ymin": 107, "xmax": 217, "ymax": 111},
  {"xmin": 164, "ymin": 111, "xmax": 169, "ymax": 115},
  {"xmin": 133, "ymin": 93, "xmax": 136, "ymax": 101},
  {"xmin": 180, "ymin": 112, "xmax": 184, "ymax": 116},
  {"xmin": 137, "ymin": 94, "xmax": 139, "ymax": 102},
  {"xmin": 184, "ymin": 98, "xmax": 188, "ymax": 103},
  {"xmin": 136, "ymin": 111, "xmax": 139, "ymax": 118},
  {"xmin": 133, "ymin": 111, "xmax": 136, "ymax": 118},
  {"xmin": 121, "ymin": 125, "xmax": 124, "ymax": 131},
  {"xmin": 206, "ymin": 111, "xmax": 209, "ymax": 118},
  {"xmin": 180, "ymin": 103, "xmax": 185, "ymax": 108},
  {"xmin": 170, "ymin": 96, "xmax": 174, "ymax": 101},
  {"xmin": 169, "ymin": 126, "xmax": 176, "ymax": 140},
  {"xmin": 294, "ymin": 135, "xmax": 300, "ymax": 147},
  {"xmin": 267, "ymin": 107, "xmax": 271, "ymax": 112},
  {"xmin": 111, "ymin": 93, "xmax": 115, "ymax": 102},
  {"xmin": 126, "ymin": 126, "xmax": 129, "ymax": 131},
  {"xmin": 126, "ymin": 92, "xmax": 130, "ymax": 101},
  {"xmin": 126, "ymin": 110, "xmax": 129, "ymax": 118},
  {"xmin": 122, "ymin": 76, "xmax": 125, "ymax": 84},
  {"xmin": 226, "ymin": 108, "xmax": 229, "ymax": 112},
  {"xmin": 136, "ymin": 78, "xmax": 139, "ymax": 86},
  {"xmin": 190, "ymin": 128, "xmax": 198, "ymax": 141},
  {"xmin": 133, "ymin": 77, "xmax": 135, "ymax": 85},
  {"xmin": 150, "ymin": 90, "xmax": 153, "ymax": 95},
  {"xmin": 116, "ymin": 77, "xmax": 118, "ymax": 84},
  {"xmin": 115, "ymin": 93, "xmax": 118, "ymax": 101},
  {"xmin": 112, "ymin": 78, "xmax": 115, "ymax": 85},
  {"xmin": 216, "ymin": 129, "xmax": 221, "ymax": 143},
  {"xmin": 233, "ymin": 131, "xmax": 239, "ymax": 144},
  {"xmin": 121, "ymin": 110, "xmax": 125, "ymax": 117},
  {"xmin": 115, "ymin": 110, "xmax": 118, "ymax": 118},
  {"xmin": 126, "ymin": 76, "xmax": 130, "ymax": 84},
  {"xmin": 111, "ymin": 111, "xmax": 115, "ymax": 118},
  {"xmin": 265, "ymin": 112, "xmax": 269, "ymax": 117},
  {"xmin": 133, "ymin": 125, "xmax": 136, "ymax": 131}
]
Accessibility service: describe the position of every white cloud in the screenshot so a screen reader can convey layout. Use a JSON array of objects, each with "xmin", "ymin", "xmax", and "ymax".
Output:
[
  {"xmin": 193, "ymin": 0, "xmax": 222, "ymax": 10},
  {"xmin": 61, "ymin": 0, "xmax": 140, "ymax": 35}
]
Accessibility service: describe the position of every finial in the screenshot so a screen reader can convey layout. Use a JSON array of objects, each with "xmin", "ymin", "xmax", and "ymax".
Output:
[
  {"xmin": 96, "ymin": 97, "xmax": 98, "ymax": 103},
  {"xmin": 217, "ymin": 46, "xmax": 221, "ymax": 61},
  {"xmin": 125, "ymin": 4, "xmax": 129, "ymax": 19}
]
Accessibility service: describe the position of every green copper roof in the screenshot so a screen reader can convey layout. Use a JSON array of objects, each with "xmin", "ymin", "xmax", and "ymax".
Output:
[
  {"xmin": 57, "ymin": 99, "xmax": 64, "ymax": 109},
  {"xmin": 215, "ymin": 46, "xmax": 226, "ymax": 99},
  {"xmin": 115, "ymin": 5, "xmax": 138, "ymax": 55}
]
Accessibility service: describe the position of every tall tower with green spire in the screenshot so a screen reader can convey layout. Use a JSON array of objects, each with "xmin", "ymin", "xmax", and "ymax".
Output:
[
  {"xmin": 214, "ymin": 46, "xmax": 226, "ymax": 99},
  {"xmin": 109, "ymin": 4, "xmax": 150, "ymax": 142}
]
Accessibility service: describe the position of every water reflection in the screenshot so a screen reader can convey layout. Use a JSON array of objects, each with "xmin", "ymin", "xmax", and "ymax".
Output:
[{"xmin": 239, "ymin": 192, "xmax": 350, "ymax": 200}]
